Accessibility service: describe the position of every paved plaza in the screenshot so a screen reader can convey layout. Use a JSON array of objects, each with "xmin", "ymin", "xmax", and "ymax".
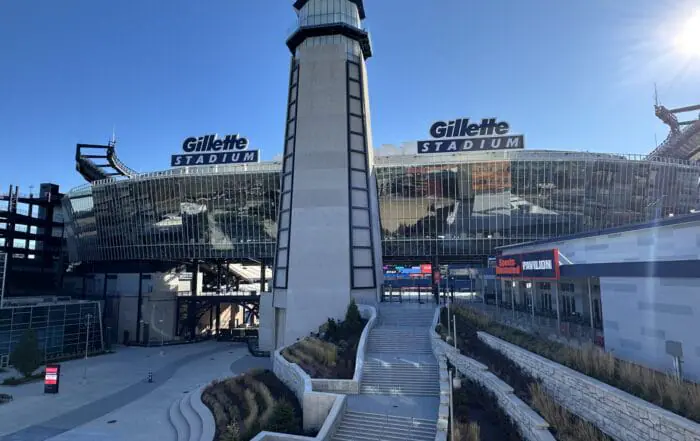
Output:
[{"xmin": 0, "ymin": 342, "xmax": 271, "ymax": 441}]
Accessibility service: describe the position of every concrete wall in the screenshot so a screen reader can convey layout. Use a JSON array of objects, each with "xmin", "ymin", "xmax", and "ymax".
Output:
[
  {"xmin": 600, "ymin": 276, "xmax": 700, "ymax": 381},
  {"xmin": 272, "ymin": 347, "xmax": 343, "ymax": 432},
  {"xmin": 479, "ymin": 332, "xmax": 700, "ymax": 441}
]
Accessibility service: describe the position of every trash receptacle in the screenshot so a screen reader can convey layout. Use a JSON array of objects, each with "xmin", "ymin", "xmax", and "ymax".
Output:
[{"xmin": 123, "ymin": 330, "xmax": 130, "ymax": 346}]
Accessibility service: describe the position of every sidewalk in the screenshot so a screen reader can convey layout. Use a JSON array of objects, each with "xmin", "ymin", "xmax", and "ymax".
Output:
[{"xmin": 0, "ymin": 342, "xmax": 256, "ymax": 441}]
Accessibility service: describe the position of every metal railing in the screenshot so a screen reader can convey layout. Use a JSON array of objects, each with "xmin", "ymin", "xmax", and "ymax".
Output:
[{"xmin": 458, "ymin": 300, "xmax": 604, "ymax": 347}]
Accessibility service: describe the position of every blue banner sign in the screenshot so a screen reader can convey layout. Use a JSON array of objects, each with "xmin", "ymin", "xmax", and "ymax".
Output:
[{"xmin": 496, "ymin": 249, "xmax": 560, "ymax": 280}]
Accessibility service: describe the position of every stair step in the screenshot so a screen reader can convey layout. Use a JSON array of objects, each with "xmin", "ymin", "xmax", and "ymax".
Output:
[
  {"xmin": 178, "ymin": 394, "xmax": 196, "ymax": 441},
  {"xmin": 335, "ymin": 427, "xmax": 434, "ymax": 441},
  {"xmin": 168, "ymin": 397, "xmax": 188, "ymax": 441},
  {"xmin": 339, "ymin": 419, "xmax": 436, "ymax": 433},
  {"xmin": 343, "ymin": 411, "xmax": 436, "ymax": 425}
]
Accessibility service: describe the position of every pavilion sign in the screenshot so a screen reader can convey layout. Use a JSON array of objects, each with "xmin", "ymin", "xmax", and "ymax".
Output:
[{"xmin": 495, "ymin": 249, "xmax": 560, "ymax": 280}]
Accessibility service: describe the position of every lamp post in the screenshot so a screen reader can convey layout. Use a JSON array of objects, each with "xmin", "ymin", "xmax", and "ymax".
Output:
[{"xmin": 82, "ymin": 313, "xmax": 93, "ymax": 379}]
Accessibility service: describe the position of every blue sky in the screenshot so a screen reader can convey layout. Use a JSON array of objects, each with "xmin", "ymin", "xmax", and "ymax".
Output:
[{"xmin": 1, "ymin": 0, "xmax": 699, "ymax": 193}]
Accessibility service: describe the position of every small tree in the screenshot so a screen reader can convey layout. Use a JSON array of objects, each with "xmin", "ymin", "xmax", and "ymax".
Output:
[
  {"xmin": 344, "ymin": 298, "xmax": 363, "ymax": 334},
  {"xmin": 10, "ymin": 330, "xmax": 43, "ymax": 378}
]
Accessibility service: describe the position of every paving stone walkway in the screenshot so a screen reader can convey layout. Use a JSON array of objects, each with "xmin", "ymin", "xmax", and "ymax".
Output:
[{"xmin": 0, "ymin": 342, "xmax": 269, "ymax": 441}]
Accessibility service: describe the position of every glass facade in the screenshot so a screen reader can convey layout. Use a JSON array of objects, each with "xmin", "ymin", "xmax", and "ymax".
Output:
[
  {"xmin": 0, "ymin": 301, "xmax": 103, "ymax": 363},
  {"xmin": 293, "ymin": 0, "xmax": 364, "ymax": 59},
  {"xmin": 63, "ymin": 151, "xmax": 700, "ymax": 263}
]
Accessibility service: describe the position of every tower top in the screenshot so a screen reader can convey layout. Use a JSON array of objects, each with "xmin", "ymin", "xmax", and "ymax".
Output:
[{"xmin": 293, "ymin": 0, "xmax": 366, "ymax": 19}]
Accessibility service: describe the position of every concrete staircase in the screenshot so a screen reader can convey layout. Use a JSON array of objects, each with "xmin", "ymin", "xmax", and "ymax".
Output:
[
  {"xmin": 366, "ymin": 327, "xmax": 433, "ymax": 354},
  {"xmin": 360, "ymin": 358, "xmax": 440, "ymax": 396},
  {"xmin": 375, "ymin": 306, "xmax": 436, "ymax": 328},
  {"xmin": 360, "ymin": 305, "xmax": 440, "ymax": 397},
  {"xmin": 167, "ymin": 387, "xmax": 213, "ymax": 441},
  {"xmin": 332, "ymin": 410, "xmax": 437, "ymax": 441}
]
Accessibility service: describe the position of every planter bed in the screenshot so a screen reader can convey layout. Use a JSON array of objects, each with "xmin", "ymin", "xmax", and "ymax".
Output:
[
  {"xmin": 202, "ymin": 369, "xmax": 316, "ymax": 441},
  {"xmin": 441, "ymin": 308, "xmax": 611, "ymax": 441},
  {"xmin": 448, "ymin": 361, "xmax": 522, "ymax": 441},
  {"xmin": 282, "ymin": 300, "xmax": 367, "ymax": 380},
  {"xmin": 456, "ymin": 305, "xmax": 700, "ymax": 423}
]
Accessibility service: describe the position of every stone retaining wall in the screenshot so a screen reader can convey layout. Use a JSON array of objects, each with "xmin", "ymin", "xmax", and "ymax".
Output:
[
  {"xmin": 430, "ymin": 307, "xmax": 449, "ymax": 441},
  {"xmin": 478, "ymin": 332, "xmax": 700, "ymax": 441},
  {"xmin": 430, "ymin": 309, "xmax": 554, "ymax": 441}
]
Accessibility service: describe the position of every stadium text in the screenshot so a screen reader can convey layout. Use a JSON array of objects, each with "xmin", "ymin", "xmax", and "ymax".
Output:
[
  {"xmin": 182, "ymin": 134, "xmax": 249, "ymax": 153},
  {"xmin": 418, "ymin": 135, "xmax": 524, "ymax": 154},
  {"xmin": 430, "ymin": 118, "xmax": 510, "ymax": 139},
  {"xmin": 171, "ymin": 151, "xmax": 259, "ymax": 167}
]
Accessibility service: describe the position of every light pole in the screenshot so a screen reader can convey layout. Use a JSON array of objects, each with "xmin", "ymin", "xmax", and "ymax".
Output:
[{"xmin": 83, "ymin": 313, "xmax": 93, "ymax": 380}]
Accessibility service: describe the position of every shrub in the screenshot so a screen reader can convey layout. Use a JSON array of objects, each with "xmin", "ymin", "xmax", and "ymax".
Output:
[
  {"xmin": 0, "ymin": 393, "xmax": 13, "ymax": 404},
  {"xmin": 220, "ymin": 407, "xmax": 242, "ymax": 441},
  {"xmin": 344, "ymin": 298, "xmax": 363, "ymax": 334},
  {"xmin": 10, "ymin": 330, "xmax": 43, "ymax": 378},
  {"xmin": 266, "ymin": 400, "xmax": 300, "ymax": 434}
]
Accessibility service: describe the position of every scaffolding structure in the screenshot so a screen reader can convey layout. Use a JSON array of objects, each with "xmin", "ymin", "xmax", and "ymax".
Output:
[{"xmin": 0, "ymin": 298, "xmax": 104, "ymax": 363}]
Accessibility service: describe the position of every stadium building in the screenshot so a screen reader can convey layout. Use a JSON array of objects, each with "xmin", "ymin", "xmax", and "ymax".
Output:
[
  {"xmin": 60, "ymin": 143, "xmax": 700, "ymax": 345},
  {"xmin": 6, "ymin": 0, "xmax": 700, "ymax": 362}
]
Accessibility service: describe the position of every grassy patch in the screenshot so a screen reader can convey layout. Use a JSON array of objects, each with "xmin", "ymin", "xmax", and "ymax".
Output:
[
  {"xmin": 282, "ymin": 299, "xmax": 367, "ymax": 379},
  {"xmin": 202, "ymin": 369, "xmax": 316, "ymax": 441},
  {"xmin": 441, "ymin": 308, "xmax": 611, "ymax": 441},
  {"xmin": 1, "ymin": 372, "xmax": 45, "ymax": 386},
  {"xmin": 453, "ymin": 306, "xmax": 700, "ymax": 423}
]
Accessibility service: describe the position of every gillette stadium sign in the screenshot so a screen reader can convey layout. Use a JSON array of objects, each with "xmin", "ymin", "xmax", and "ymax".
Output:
[
  {"xmin": 418, "ymin": 118, "xmax": 525, "ymax": 154},
  {"xmin": 171, "ymin": 134, "xmax": 260, "ymax": 167}
]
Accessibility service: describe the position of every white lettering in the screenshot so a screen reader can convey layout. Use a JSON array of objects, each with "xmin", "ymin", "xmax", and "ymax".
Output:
[
  {"xmin": 506, "ymin": 137, "xmax": 520, "ymax": 148},
  {"xmin": 490, "ymin": 138, "xmax": 502, "ymax": 149},
  {"xmin": 243, "ymin": 152, "xmax": 256, "ymax": 162},
  {"xmin": 446, "ymin": 141, "xmax": 458, "ymax": 151},
  {"xmin": 434, "ymin": 141, "xmax": 444, "ymax": 152},
  {"xmin": 522, "ymin": 260, "xmax": 553, "ymax": 271},
  {"xmin": 208, "ymin": 155, "xmax": 218, "ymax": 164},
  {"xmin": 195, "ymin": 156, "xmax": 205, "ymax": 164},
  {"xmin": 185, "ymin": 156, "xmax": 194, "ymax": 165},
  {"xmin": 420, "ymin": 142, "xmax": 430, "ymax": 152},
  {"xmin": 173, "ymin": 156, "xmax": 182, "ymax": 166},
  {"xmin": 231, "ymin": 153, "xmax": 240, "ymax": 162},
  {"xmin": 462, "ymin": 140, "xmax": 473, "ymax": 150}
]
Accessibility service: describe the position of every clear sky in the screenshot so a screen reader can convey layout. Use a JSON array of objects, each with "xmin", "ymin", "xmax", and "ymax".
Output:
[{"xmin": 1, "ymin": 0, "xmax": 699, "ymax": 194}]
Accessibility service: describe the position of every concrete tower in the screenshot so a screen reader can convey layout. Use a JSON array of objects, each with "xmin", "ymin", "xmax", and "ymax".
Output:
[{"xmin": 259, "ymin": 0, "xmax": 383, "ymax": 350}]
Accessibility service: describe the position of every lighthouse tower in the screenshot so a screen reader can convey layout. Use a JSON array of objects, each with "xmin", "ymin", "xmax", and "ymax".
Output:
[{"xmin": 259, "ymin": 0, "xmax": 383, "ymax": 349}]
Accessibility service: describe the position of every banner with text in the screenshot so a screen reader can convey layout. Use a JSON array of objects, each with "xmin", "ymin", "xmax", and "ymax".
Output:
[{"xmin": 495, "ymin": 249, "xmax": 560, "ymax": 280}]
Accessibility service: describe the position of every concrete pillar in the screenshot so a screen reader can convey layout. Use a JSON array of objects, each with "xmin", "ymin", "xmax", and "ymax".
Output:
[
  {"xmin": 262, "ymin": 1, "xmax": 381, "ymax": 349},
  {"xmin": 215, "ymin": 302, "xmax": 221, "ymax": 335},
  {"xmin": 587, "ymin": 277, "xmax": 594, "ymax": 331},
  {"xmin": 553, "ymin": 282, "xmax": 561, "ymax": 333},
  {"xmin": 259, "ymin": 260, "xmax": 266, "ymax": 294}
]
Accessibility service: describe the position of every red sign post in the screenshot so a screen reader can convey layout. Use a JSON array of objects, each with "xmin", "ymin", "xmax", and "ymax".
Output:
[{"xmin": 44, "ymin": 365, "xmax": 60, "ymax": 394}]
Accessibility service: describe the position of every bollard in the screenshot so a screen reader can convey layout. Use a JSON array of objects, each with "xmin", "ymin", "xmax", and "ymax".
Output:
[{"xmin": 147, "ymin": 370, "xmax": 153, "ymax": 383}]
